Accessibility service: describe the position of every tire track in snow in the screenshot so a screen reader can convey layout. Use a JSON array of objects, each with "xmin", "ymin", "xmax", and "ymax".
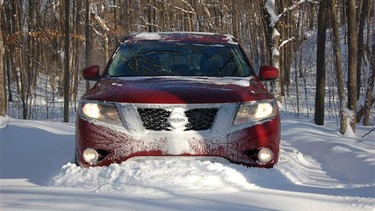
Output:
[{"xmin": 276, "ymin": 140, "xmax": 344, "ymax": 188}]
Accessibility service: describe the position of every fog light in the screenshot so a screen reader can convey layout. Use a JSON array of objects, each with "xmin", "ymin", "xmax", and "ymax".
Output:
[
  {"xmin": 83, "ymin": 148, "xmax": 99, "ymax": 164},
  {"xmin": 257, "ymin": 148, "xmax": 274, "ymax": 163}
]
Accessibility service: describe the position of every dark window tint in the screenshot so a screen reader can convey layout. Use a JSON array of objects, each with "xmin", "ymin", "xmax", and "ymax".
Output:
[{"xmin": 108, "ymin": 42, "xmax": 253, "ymax": 77}]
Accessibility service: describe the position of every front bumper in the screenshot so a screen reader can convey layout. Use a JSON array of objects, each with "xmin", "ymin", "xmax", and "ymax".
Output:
[{"xmin": 76, "ymin": 112, "xmax": 280, "ymax": 168}]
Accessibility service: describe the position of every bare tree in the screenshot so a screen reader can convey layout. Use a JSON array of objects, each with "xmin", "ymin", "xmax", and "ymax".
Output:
[
  {"xmin": 356, "ymin": 0, "xmax": 369, "ymax": 100},
  {"xmin": 356, "ymin": 0, "xmax": 370, "ymax": 123},
  {"xmin": 314, "ymin": 0, "xmax": 328, "ymax": 125},
  {"xmin": 63, "ymin": 0, "xmax": 70, "ymax": 122},
  {"xmin": 360, "ymin": 43, "xmax": 375, "ymax": 126},
  {"xmin": 346, "ymin": 0, "xmax": 358, "ymax": 132},
  {"xmin": 263, "ymin": 0, "xmax": 281, "ymax": 99},
  {"xmin": 3, "ymin": 1, "xmax": 13, "ymax": 104},
  {"xmin": 0, "ymin": 0, "xmax": 5, "ymax": 116},
  {"xmin": 330, "ymin": 0, "xmax": 347, "ymax": 134},
  {"xmin": 85, "ymin": 0, "xmax": 93, "ymax": 92},
  {"xmin": 91, "ymin": 5, "xmax": 110, "ymax": 62},
  {"xmin": 18, "ymin": 0, "xmax": 29, "ymax": 119},
  {"xmin": 263, "ymin": 0, "xmax": 316, "ymax": 101}
]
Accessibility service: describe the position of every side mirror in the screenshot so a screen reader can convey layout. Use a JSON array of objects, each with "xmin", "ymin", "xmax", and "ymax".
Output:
[
  {"xmin": 259, "ymin": 65, "xmax": 279, "ymax": 81},
  {"xmin": 82, "ymin": 65, "xmax": 100, "ymax": 81}
]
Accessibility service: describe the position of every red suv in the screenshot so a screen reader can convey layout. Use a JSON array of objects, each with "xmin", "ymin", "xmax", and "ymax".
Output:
[{"xmin": 76, "ymin": 32, "xmax": 280, "ymax": 168}]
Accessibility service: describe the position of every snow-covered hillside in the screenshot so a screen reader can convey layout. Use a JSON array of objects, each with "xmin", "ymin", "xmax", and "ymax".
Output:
[{"xmin": 0, "ymin": 115, "xmax": 374, "ymax": 210}]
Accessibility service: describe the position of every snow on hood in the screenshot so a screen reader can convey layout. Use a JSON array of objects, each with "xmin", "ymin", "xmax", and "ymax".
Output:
[
  {"xmin": 83, "ymin": 76, "xmax": 272, "ymax": 104},
  {"xmin": 116, "ymin": 76, "xmax": 251, "ymax": 87}
]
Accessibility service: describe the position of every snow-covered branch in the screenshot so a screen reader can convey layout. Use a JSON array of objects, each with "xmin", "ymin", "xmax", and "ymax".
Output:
[
  {"xmin": 265, "ymin": 0, "xmax": 318, "ymax": 27},
  {"xmin": 279, "ymin": 0, "xmax": 318, "ymax": 18},
  {"xmin": 91, "ymin": 13, "xmax": 109, "ymax": 32},
  {"xmin": 264, "ymin": 0, "xmax": 279, "ymax": 27},
  {"xmin": 89, "ymin": 3, "xmax": 109, "ymax": 33},
  {"xmin": 279, "ymin": 37, "xmax": 295, "ymax": 49},
  {"xmin": 90, "ymin": 25, "xmax": 103, "ymax": 37}
]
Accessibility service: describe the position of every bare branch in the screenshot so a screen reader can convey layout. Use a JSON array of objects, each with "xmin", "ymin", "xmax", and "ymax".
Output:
[{"xmin": 173, "ymin": 5, "xmax": 196, "ymax": 15}]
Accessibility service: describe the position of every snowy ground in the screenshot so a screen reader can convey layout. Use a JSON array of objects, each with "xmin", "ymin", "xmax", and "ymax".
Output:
[{"xmin": 0, "ymin": 115, "xmax": 374, "ymax": 210}]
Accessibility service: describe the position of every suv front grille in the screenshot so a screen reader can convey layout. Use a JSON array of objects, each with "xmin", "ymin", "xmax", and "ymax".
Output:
[
  {"xmin": 185, "ymin": 108, "xmax": 218, "ymax": 130},
  {"xmin": 137, "ymin": 107, "xmax": 218, "ymax": 131},
  {"xmin": 137, "ymin": 108, "xmax": 171, "ymax": 131}
]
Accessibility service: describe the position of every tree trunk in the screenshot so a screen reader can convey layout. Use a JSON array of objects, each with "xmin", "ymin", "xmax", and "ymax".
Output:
[
  {"xmin": 71, "ymin": 1, "xmax": 83, "ymax": 111},
  {"xmin": 4, "ymin": 1, "xmax": 13, "ymax": 103},
  {"xmin": 263, "ymin": 0, "xmax": 281, "ymax": 100},
  {"xmin": 15, "ymin": 0, "xmax": 28, "ymax": 119},
  {"xmin": 346, "ymin": 0, "xmax": 358, "ymax": 131},
  {"xmin": 63, "ymin": 0, "xmax": 70, "ymax": 122},
  {"xmin": 356, "ymin": 0, "xmax": 369, "ymax": 100},
  {"xmin": 361, "ymin": 43, "xmax": 375, "ymax": 126},
  {"xmin": 331, "ymin": 0, "xmax": 348, "ymax": 135},
  {"xmin": 85, "ymin": 0, "xmax": 93, "ymax": 92},
  {"xmin": 314, "ymin": 0, "xmax": 328, "ymax": 125},
  {"xmin": 0, "ymin": 0, "xmax": 5, "ymax": 116},
  {"xmin": 232, "ymin": 0, "xmax": 238, "ymax": 38}
]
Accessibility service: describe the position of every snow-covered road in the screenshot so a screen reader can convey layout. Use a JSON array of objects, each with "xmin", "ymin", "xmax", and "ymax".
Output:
[{"xmin": 1, "ymin": 116, "xmax": 374, "ymax": 210}]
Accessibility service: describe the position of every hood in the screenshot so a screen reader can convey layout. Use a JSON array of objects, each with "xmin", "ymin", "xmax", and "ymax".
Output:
[{"xmin": 82, "ymin": 77, "xmax": 273, "ymax": 104}]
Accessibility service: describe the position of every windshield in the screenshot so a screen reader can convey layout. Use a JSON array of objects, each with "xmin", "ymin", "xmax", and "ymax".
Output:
[{"xmin": 107, "ymin": 42, "xmax": 253, "ymax": 77}]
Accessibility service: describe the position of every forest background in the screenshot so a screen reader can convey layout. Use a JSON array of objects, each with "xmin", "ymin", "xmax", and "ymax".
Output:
[{"xmin": 0, "ymin": 0, "xmax": 374, "ymax": 135}]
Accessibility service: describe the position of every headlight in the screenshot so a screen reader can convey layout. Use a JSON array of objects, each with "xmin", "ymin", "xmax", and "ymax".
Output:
[
  {"xmin": 82, "ymin": 148, "xmax": 99, "ymax": 164},
  {"xmin": 82, "ymin": 103, "xmax": 101, "ymax": 119},
  {"xmin": 233, "ymin": 100, "xmax": 277, "ymax": 125},
  {"xmin": 80, "ymin": 102, "xmax": 122, "ymax": 126},
  {"xmin": 257, "ymin": 148, "xmax": 274, "ymax": 163}
]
